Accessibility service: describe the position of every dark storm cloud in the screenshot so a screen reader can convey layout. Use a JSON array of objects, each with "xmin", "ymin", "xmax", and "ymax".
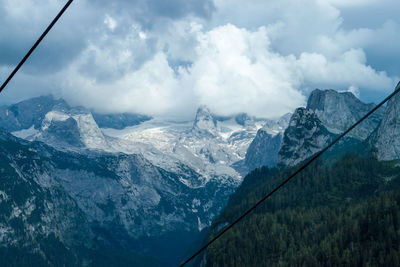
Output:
[
  {"xmin": 93, "ymin": 0, "xmax": 215, "ymax": 28},
  {"xmin": 0, "ymin": 1, "xmax": 91, "ymax": 75},
  {"xmin": 0, "ymin": 0, "xmax": 214, "ymax": 76},
  {"xmin": 339, "ymin": 0, "xmax": 400, "ymax": 76},
  {"xmin": 147, "ymin": 0, "xmax": 215, "ymax": 20}
]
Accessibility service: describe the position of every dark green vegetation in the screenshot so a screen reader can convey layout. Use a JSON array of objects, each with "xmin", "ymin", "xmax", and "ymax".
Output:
[{"xmin": 205, "ymin": 153, "xmax": 400, "ymax": 266}]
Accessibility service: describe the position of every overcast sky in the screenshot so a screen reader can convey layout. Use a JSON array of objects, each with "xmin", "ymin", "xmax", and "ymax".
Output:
[{"xmin": 0, "ymin": 0, "xmax": 399, "ymax": 119}]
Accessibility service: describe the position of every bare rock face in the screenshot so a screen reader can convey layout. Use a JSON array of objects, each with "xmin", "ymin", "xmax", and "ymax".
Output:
[
  {"xmin": 192, "ymin": 105, "xmax": 219, "ymax": 137},
  {"xmin": 276, "ymin": 88, "xmax": 386, "ymax": 167},
  {"xmin": 244, "ymin": 113, "xmax": 291, "ymax": 171},
  {"xmin": 2, "ymin": 98, "xmax": 274, "ymax": 265},
  {"xmin": 0, "ymin": 128, "xmax": 237, "ymax": 265},
  {"xmin": 245, "ymin": 131, "xmax": 282, "ymax": 170},
  {"xmin": 371, "ymin": 82, "xmax": 400, "ymax": 160},
  {"xmin": 0, "ymin": 95, "xmax": 69, "ymax": 131},
  {"xmin": 307, "ymin": 89, "xmax": 384, "ymax": 140},
  {"xmin": 277, "ymin": 108, "xmax": 335, "ymax": 167}
]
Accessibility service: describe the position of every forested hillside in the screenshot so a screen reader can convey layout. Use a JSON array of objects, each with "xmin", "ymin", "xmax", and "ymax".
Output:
[{"xmin": 205, "ymin": 153, "xmax": 400, "ymax": 266}]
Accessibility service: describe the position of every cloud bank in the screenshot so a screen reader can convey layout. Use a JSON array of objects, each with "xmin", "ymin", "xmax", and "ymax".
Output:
[{"xmin": 0, "ymin": 0, "xmax": 399, "ymax": 119}]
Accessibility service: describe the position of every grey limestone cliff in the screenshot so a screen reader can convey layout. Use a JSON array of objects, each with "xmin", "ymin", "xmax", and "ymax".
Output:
[
  {"xmin": 277, "ymin": 88, "xmax": 385, "ymax": 167},
  {"xmin": 370, "ymin": 82, "xmax": 400, "ymax": 160},
  {"xmin": 307, "ymin": 89, "xmax": 384, "ymax": 140},
  {"xmin": 277, "ymin": 107, "xmax": 336, "ymax": 167},
  {"xmin": 244, "ymin": 113, "xmax": 291, "ymax": 171}
]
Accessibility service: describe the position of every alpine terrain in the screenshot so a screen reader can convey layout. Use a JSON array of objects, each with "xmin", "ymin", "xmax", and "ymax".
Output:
[
  {"xmin": 1, "ymin": 82, "xmax": 398, "ymax": 266},
  {"xmin": 202, "ymin": 82, "xmax": 400, "ymax": 266},
  {"xmin": 0, "ymin": 95, "xmax": 287, "ymax": 266}
]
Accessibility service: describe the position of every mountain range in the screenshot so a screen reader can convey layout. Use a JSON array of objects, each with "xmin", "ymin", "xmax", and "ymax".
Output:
[
  {"xmin": 202, "ymin": 82, "xmax": 400, "ymax": 266},
  {"xmin": 0, "ymin": 82, "xmax": 399, "ymax": 266},
  {"xmin": 0, "ymin": 95, "xmax": 288, "ymax": 265}
]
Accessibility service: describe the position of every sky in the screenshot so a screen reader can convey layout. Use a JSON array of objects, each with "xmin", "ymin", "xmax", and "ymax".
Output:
[{"xmin": 0, "ymin": 0, "xmax": 399, "ymax": 120}]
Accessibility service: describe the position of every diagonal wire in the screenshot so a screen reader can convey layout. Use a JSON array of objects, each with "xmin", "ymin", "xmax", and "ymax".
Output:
[
  {"xmin": 1, "ymin": 1, "xmax": 399, "ymax": 265},
  {"xmin": 180, "ymin": 81, "xmax": 400, "ymax": 267},
  {"xmin": 0, "ymin": 0, "xmax": 74, "ymax": 93}
]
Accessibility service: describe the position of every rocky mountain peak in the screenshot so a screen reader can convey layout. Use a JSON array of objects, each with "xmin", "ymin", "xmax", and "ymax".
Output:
[
  {"xmin": 37, "ymin": 109, "xmax": 109, "ymax": 151},
  {"xmin": 307, "ymin": 89, "xmax": 360, "ymax": 111},
  {"xmin": 0, "ymin": 95, "xmax": 69, "ymax": 132},
  {"xmin": 306, "ymin": 88, "xmax": 383, "ymax": 140},
  {"xmin": 193, "ymin": 105, "xmax": 217, "ymax": 132},
  {"xmin": 277, "ymin": 107, "xmax": 335, "ymax": 167},
  {"xmin": 288, "ymin": 107, "xmax": 321, "ymax": 129}
]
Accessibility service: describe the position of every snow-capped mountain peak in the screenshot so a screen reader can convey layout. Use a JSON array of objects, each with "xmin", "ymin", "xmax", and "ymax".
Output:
[{"xmin": 192, "ymin": 105, "xmax": 218, "ymax": 134}]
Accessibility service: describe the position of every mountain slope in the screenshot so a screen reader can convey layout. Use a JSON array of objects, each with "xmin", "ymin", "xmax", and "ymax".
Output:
[
  {"xmin": 0, "ymin": 129, "xmax": 237, "ymax": 266},
  {"xmin": 202, "ymin": 85, "xmax": 400, "ymax": 266},
  {"xmin": 2, "ymin": 87, "xmax": 389, "ymax": 265},
  {"xmin": 8, "ymin": 97, "xmax": 274, "ymax": 181},
  {"xmin": 276, "ymin": 89, "xmax": 384, "ymax": 167},
  {"xmin": 371, "ymin": 82, "xmax": 400, "ymax": 160},
  {"xmin": 204, "ymin": 153, "xmax": 400, "ymax": 266},
  {"xmin": 307, "ymin": 89, "xmax": 384, "ymax": 140},
  {"xmin": 0, "ymin": 95, "xmax": 150, "ymax": 135},
  {"xmin": 276, "ymin": 107, "xmax": 336, "ymax": 167},
  {"xmin": 92, "ymin": 113, "xmax": 151, "ymax": 130},
  {"xmin": 0, "ymin": 129, "xmax": 95, "ymax": 266},
  {"xmin": 244, "ymin": 113, "xmax": 290, "ymax": 171},
  {"xmin": 244, "ymin": 132, "xmax": 282, "ymax": 170},
  {"xmin": 2, "ymin": 96, "xmax": 278, "ymax": 265},
  {"xmin": 0, "ymin": 96, "xmax": 69, "ymax": 132}
]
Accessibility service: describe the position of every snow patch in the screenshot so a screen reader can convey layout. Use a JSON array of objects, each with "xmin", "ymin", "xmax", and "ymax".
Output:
[
  {"xmin": 12, "ymin": 125, "xmax": 39, "ymax": 139},
  {"xmin": 41, "ymin": 111, "xmax": 71, "ymax": 131},
  {"xmin": 45, "ymin": 111, "xmax": 70, "ymax": 122},
  {"xmin": 197, "ymin": 217, "xmax": 207, "ymax": 231}
]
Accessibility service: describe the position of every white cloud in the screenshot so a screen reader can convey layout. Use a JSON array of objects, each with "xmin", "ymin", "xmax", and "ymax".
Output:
[
  {"xmin": 104, "ymin": 14, "xmax": 117, "ymax": 31},
  {"xmin": 1, "ymin": 0, "xmax": 399, "ymax": 120},
  {"xmin": 347, "ymin": 86, "xmax": 360, "ymax": 97},
  {"xmin": 61, "ymin": 52, "xmax": 186, "ymax": 117},
  {"xmin": 59, "ymin": 24, "xmax": 306, "ymax": 119},
  {"xmin": 297, "ymin": 49, "xmax": 395, "ymax": 91},
  {"xmin": 58, "ymin": 22, "xmax": 396, "ymax": 120},
  {"xmin": 323, "ymin": 0, "xmax": 378, "ymax": 7},
  {"xmin": 180, "ymin": 24, "xmax": 305, "ymax": 118}
]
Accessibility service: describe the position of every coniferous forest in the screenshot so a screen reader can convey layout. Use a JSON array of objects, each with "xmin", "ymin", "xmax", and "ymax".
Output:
[{"xmin": 205, "ymin": 153, "xmax": 400, "ymax": 266}]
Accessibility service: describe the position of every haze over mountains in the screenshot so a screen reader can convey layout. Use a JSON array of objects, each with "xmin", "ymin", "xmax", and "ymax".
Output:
[{"xmin": 0, "ymin": 82, "xmax": 399, "ymax": 266}]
